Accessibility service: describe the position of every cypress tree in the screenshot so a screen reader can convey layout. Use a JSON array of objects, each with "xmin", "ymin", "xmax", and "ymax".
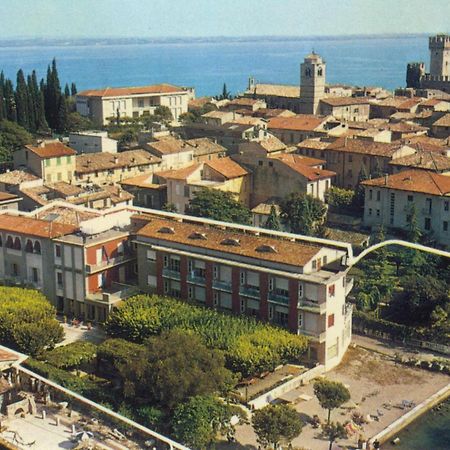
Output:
[
  {"xmin": 27, "ymin": 74, "xmax": 37, "ymax": 132},
  {"xmin": 30, "ymin": 71, "xmax": 48, "ymax": 132},
  {"xmin": 4, "ymin": 79, "xmax": 17, "ymax": 122},
  {"xmin": 70, "ymin": 82, "xmax": 77, "ymax": 96},
  {"xmin": 15, "ymin": 69, "xmax": 30, "ymax": 130},
  {"xmin": 56, "ymin": 96, "xmax": 68, "ymax": 133},
  {"xmin": 264, "ymin": 204, "xmax": 281, "ymax": 231},
  {"xmin": 0, "ymin": 71, "xmax": 5, "ymax": 120},
  {"xmin": 44, "ymin": 59, "xmax": 62, "ymax": 130},
  {"xmin": 64, "ymin": 83, "xmax": 70, "ymax": 98}
]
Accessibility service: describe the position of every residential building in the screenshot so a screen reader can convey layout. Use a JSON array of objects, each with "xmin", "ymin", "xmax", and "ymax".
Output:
[
  {"xmin": 69, "ymin": 131, "xmax": 118, "ymax": 154},
  {"xmin": 362, "ymin": 169, "xmax": 450, "ymax": 247},
  {"xmin": 0, "ymin": 192, "xmax": 21, "ymax": 210},
  {"xmin": 370, "ymin": 97, "xmax": 422, "ymax": 119},
  {"xmin": 431, "ymin": 113, "xmax": 450, "ymax": 139},
  {"xmin": 314, "ymin": 137, "xmax": 416, "ymax": 189},
  {"xmin": 156, "ymin": 157, "xmax": 251, "ymax": 212},
  {"xmin": 76, "ymin": 83, "xmax": 192, "ymax": 125},
  {"xmin": 134, "ymin": 213, "xmax": 353, "ymax": 368},
  {"xmin": 120, "ymin": 173, "xmax": 167, "ymax": 209},
  {"xmin": 319, "ymin": 97, "xmax": 371, "ymax": 122},
  {"xmin": 14, "ymin": 141, "xmax": 77, "ymax": 184},
  {"xmin": 143, "ymin": 136, "xmax": 195, "ymax": 169},
  {"xmin": 202, "ymin": 110, "xmax": 241, "ymax": 126},
  {"xmin": 225, "ymin": 98, "xmax": 267, "ymax": 112},
  {"xmin": 75, "ymin": 150, "xmax": 161, "ymax": 185}
]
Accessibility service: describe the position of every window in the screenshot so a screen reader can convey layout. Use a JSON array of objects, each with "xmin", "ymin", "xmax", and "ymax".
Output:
[
  {"xmin": 146, "ymin": 250, "xmax": 156, "ymax": 261},
  {"xmin": 376, "ymin": 209, "xmax": 380, "ymax": 217},
  {"xmin": 163, "ymin": 255, "xmax": 169, "ymax": 268},
  {"xmin": 407, "ymin": 195, "xmax": 414, "ymax": 202},
  {"xmin": 56, "ymin": 272, "xmax": 63, "ymax": 287},
  {"xmin": 443, "ymin": 221, "xmax": 448, "ymax": 232},
  {"xmin": 348, "ymin": 155, "xmax": 353, "ymax": 162},
  {"xmin": 298, "ymin": 313, "xmax": 303, "ymax": 328},
  {"xmin": 328, "ymin": 284, "xmax": 335, "ymax": 297},
  {"xmin": 188, "ymin": 286, "xmax": 194, "ymax": 299},
  {"xmin": 213, "ymin": 291, "xmax": 219, "ymax": 307},
  {"xmin": 445, "ymin": 201, "xmax": 449, "ymax": 211},
  {"xmin": 138, "ymin": 99, "xmax": 144, "ymax": 108},
  {"xmin": 45, "ymin": 159, "xmax": 51, "ymax": 167},
  {"xmin": 269, "ymin": 277, "xmax": 274, "ymax": 291},
  {"xmin": 312, "ymin": 260, "xmax": 317, "ymax": 269},
  {"xmin": 12, "ymin": 263, "xmax": 19, "ymax": 276},
  {"xmin": 425, "ymin": 198, "xmax": 432, "ymax": 215},
  {"xmin": 258, "ymin": 160, "xmax": 263, "ymax": 166},
  {"xmin": 328, "ymin": 314, "xmax": 335, "ymax": 328},
  {"xmin": 32, "ymin": 268, "xmax": 39, "ymax": 283},
  {"xmin": 376, "ymin": 190, "xmax": 381, "ymax": 201},
  {"xmin": 240, "ymin": 271, "xmax": 245, "ymax": 285},
  {"xmin": 369, "ymin": 208, "xmax": 372, "ymax": 216},
  {"xmin": 33, "ymin": 241, "xmax": 41, "ymax": 254},
  {"xmin": 213, "ymin": 265, "xmax": 218, "ymax": 279},
  {"xmin": 184, "ymin": 185, "xmax": 190, "ymax": 197},
  {"xmin": 369, "ymin": 190, "xmax": 373, "ymax": 200},
  {"xmin": 298, "ymin": 283, "xmax": 303, "ymax": 299},
  {"xmin": 425, "ymin": 217, "xmax": 431, "ymax": 231},
  {"xmin": 268, "ymin": 161, "xmax": 273, "ymax": 167},
  {"xmin": 56, "ymin": 157, "xmax": 61, "ymax": 166},
  {"xmin": 55, "ymin": 245, "xmax": 61, "ymax": 258}
]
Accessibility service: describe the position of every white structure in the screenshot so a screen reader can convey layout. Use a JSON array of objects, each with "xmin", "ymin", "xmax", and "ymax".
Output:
[
  {"xmin": 69, "ymin": 131, "xmax": 118, "ymax": 154},
  {"xmin": 362, "ymin": 169, "xmax": 450, "ymax": 247},
  {"xmin": 76, "ymin": 84, "xmax": 192, "ymax": 126}
]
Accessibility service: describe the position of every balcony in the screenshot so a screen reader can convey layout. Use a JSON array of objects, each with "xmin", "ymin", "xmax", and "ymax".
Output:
[
  {"xmin": 345, "ymin": 278, "xmax": 354, "ymax": 296},
  {"xmin": 187, "ymin": 273, "xmax": 206, "ymax": 285},
  {"xmin": 85, "ymin": 254, "xmax": 135, "ymax": 274},
  {"xmin": 298, "ymin": 298, "xmax": 327, "ymax": 314},
  {"xmin": 299, "ymin": 329, "xmax": 327, "ymax": 343},
  {"xmin": 268, "ymin": 291, "xmax": 290, "ymax": 306},
  {"xmin": 162, "ymin": 268, "xmax": 181, "ymax": 280},
  {"xmin": 213, "ymin": 279, "xmax": 232, "ymax": 291},
  {"xmin": 239, "ymin": 285, "xmax": 260, "ymax": 299},
  {"xmin": 86, "ymin": 282, "xmax": 140, "ymax": 306}
]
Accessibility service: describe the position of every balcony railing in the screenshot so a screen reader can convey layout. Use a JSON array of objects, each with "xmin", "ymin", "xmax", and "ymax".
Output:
[
  {"xmin": 298, "ymin": 298, "xmax": 327, "ymax": 314},
  {"xmin": 299, "ymin": 329, "xmax": 327, "ymax": 342},
  {"xmin": 85, "ymin": 254, "xmax": 135, "ymax": 274},
  {"xmin": 187, "ymin": 274, "xmax": 206, "ymax": 285},
  {"xmin": 268, "ymin": 292, "xmax": 290, "ymax": 306},
  {"xmin": 213, "ymin": 279, "xmax": 232, "ymax": 291},
  {"xmin": 239, "ymin": 285, "xmax": 260, "ymax": 299},
  {"xmin": 162, "ymin": 268, "xmax": 181, "ymax": 280}
]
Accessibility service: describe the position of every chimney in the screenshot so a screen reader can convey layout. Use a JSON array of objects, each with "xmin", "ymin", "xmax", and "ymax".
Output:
[
  {"xmin": 114, "ymin": 156, "xmax": 119, "ymax": 164},
  {"xmin": 384, "ymin": 174, "xmax": 388, "ymax": 185}
]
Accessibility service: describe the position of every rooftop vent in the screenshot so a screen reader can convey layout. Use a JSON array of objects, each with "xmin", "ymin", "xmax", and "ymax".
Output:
[
  {"xmin": 256, "ymin": 244, "xmax": 277, "ymax": 253},
  {"xmin": 158, "ymin": 226, "xmax": 175, "ymax": 234},
  {"xmin": 189, "ymin": 231, "xmax": 207, "ymax": 240},
  {"xmin": 221, "ymin": 238, "xmax": 240, "ymax": 246}
]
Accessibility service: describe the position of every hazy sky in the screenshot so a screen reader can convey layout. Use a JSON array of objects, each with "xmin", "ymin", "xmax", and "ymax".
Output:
[{"xmin": 2, "ymin": 0, "xmax": 449, "ymax": 39}]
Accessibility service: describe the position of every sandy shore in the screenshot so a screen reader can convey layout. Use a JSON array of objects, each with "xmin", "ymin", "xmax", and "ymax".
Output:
[{"xmin": 219, "ymin": 346, "xmax": 449, "ymax": 450}]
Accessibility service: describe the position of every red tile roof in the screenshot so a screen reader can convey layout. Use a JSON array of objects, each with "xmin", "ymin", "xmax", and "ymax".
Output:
[
  {"xmin": 156, "ymin": 164, "xmax": 201, "ymax": 181},
  {"xmin": 320, "ymin": 97, "xmax": 370, "ymax": 107},
  {"xmin": 205, "ymin": 157, "xmax": 249, "ymax": 179},
  {"xmin": 0, "ymin": 214, "xmax": 77, "ymax": 238},
  {"xmin": 362, "ymin": 169, "xmax": 450, "ymax": 196},
  {"xmin": 25, "ymin": 142, "xmax": 76, "ymax": 159},
  {"xmin": 0, "ymin": 192, "xmax": 20, "ymax": 202},
  {"xmin": 77, "ymin": 83, "xmax": 185, "ymax": 98},
  {"xmin": 272, "ymin": 154, "xmax": 335, "ymax": 181},
  {"xmin": 268, "ymin": 115, "xmax": 326, "ymax": 132},
  {"xmin": 327, "ymin": 137, "xmax": 403, "ymax": 157}
]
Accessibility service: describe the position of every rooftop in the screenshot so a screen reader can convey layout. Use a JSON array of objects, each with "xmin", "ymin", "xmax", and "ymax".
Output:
[
  {"xmin": 272, "ymin": 154, "xmax": 335, "ymax": 181},
  {"xmin": 0, "ymin": 214, "xmax": 77, "ymax": 238},
  {"xmin": 320, "ymin": 97, "xmax": 371, "ymax": 107},
  {"xmin": 77, "ymin": 83, "xmax": 185, "ymax": 98},
  {"xmin": 204, "ymin": 157, "xmax": 249, "ymax": 179},
  {"xmin": 268, "ymin": 115, "xmax": 327, "ymax": 132},
  {"xmin": 185, "ymin": 137, "xmax": 227, "ymax": 156},
  {"xmin": 327, "ymin": 137, "xmax": 404, "ymax": 157},
  {"xmin": 25, "ymin": 141, "xmax": 76, "ymax": 159},
  {"xmin": 0, "ymin": 191, "xmax": 20, "ymax": 203},
  {"xmin": 362, "ymin": 169, "xmax": 450, "ymax": 196},
  {"xmin": 76, "ymin": 150, "xmax": 160, "ymax": 174},
  {"xmin": 156, "ymin": 164, "xmax": 201, "ymax": 181},
  {"xmin": 0, "ymin": 170, "xmax": 39, "ymax": 185},
  {"xmin": 146, "ymin": 136, "xmax": 193, "ymax": 155},
  {"xmin": 247, "ymin": 83, "xmax": 300, "ymax": 98},
  {"xmin": 297, "ymin": 138, "xmax": 330, "ymax": 150},
  {"xmin": 120, "ymin": 173, "xmax": 165, "ymax": 189},
  {"xmin": 433, "ymin": 113, "xmax": 450, "ymax": 127},
  {"xmin": 136, "ymin": 216, "xmax": 321, "ymax": 268},
  {"xmin": 389, "ymin": 151, "xmax": 450, "ymax": 171}
]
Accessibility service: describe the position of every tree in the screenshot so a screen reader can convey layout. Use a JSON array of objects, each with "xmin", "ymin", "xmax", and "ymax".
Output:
[
  {"xmin": 0, "ymin": 120, "xmax": 33, "ymax": 162},
  {"xmin": 0, "ymin": 287, "xmax": 63, "ymax": 356},
  {"xmin": 325, "ymin": 186, "xmax": 355, "ymax": 212},
  {"xmin": 65, "ymin": 112, "xmax": 94, "ymax": 132},
  {"xmin": 322, "ymin": 422, "xmax": 348, "ymax": 450},
  {"xmin": 264, "ymin": 204, "xmax": 281, "ymax": 231},
  {"xmin": 186, "ymin": 188, "xmax": 252, "ymax": 225},
  {"xmin": 15, "ymin": 69, "xmax": 30, "ymax": 130},
  {"xmin": 280, "ymin": 192, "xmax": 328, "ymax": 236},
  {"xmin": 70, "ymin": 82, "xmax": 77, "ymax": 96},
  {"xmin": 217, "ymin": 83, "xmax": 231, "ymax": 100},
  {"xmin": 56, "ymin": 95, "xmax": 68, "ymax": 133},
  {"xmin": 161, "ymin": 202, "xmax": 178, "ymax": 213},
  {"xmin": 64, "ymin": 83, "xmax": 71, "ymax": 98},
  {"xmin": 352, "ymin": 166, "xmax": 368, "ymax": 212},
  {"xmin": 173, "ymin": 395, "xmax": 245, "ymax": 449},
  {"xmin": 313, "ymin": 379, "xmax": 350, "ymax": 424},
  {"xmin": 153, "ymin": 105, "xmax": 173, "ymax": 124},
  {"xmin": 252, "ymin": 404, "xmax": 302, "ymax": 449}
]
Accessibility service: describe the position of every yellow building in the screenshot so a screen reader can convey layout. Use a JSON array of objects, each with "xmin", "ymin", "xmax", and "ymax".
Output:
[{"xmin": 14, "ymin": 141, "xmax": 77, "ymax": 184}]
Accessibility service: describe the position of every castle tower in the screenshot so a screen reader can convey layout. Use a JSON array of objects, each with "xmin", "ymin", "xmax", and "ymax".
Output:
[
  {"xmin": 406, "ymin": 62, "xmax": 425, "ymax": 88},
  {"xmin": 429, "ymin": 34, "xmax": 450, "ymax": 77},
  {"xmin": 299, "ymin": 52, "xmax": 326, "ymax": 115}
]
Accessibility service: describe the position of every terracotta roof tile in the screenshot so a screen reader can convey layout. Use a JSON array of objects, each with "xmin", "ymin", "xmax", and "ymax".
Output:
[
  {"xmin": 0, "ymin": 214, "xmax": 77, "ymax": 238},
  {"xmin": 389, "ymin": 151, "xmax": 450, "ymax": 171},
  {"xmin": 272, "ymin": 154, "xmax": 335, "ymax": 181},
  {"xmin": 205, "ymin": 157, "xmax": 249, "ymax": 179},
  {"xmin": 268, "ymin": 115, "xmax": 326, "ymax": 132},
  {"xmin": 0, "ymin": 192, "xmax": 20, "ymax": 202},
  {"xmin": 327, "ymin": 137, "xmax": 403, "ymax": 157},
  {"xmin": 137, "ymin": 217, "xmax": 321, "ymax": 267},
  {"xmin": 185, "ymin": 138, "xmax": 226, "ymax": 157},
  {"xmin": 156, "ymin": 164, "xmax": 202, "ymax": 181},
  {"xmin": 362, "ymin": 169, "xmax": 450, "ymax": 196},
  {"xmin": 246, "ymin": 83, "xmax": 300, "ymax": 98},
  {"xmin": 146, "ymin": 137, "xmax": 192, "ymax": 155},
  {"xmin": 78, "ymin": 83, "xmax": 185, "ymax": 98},
  {"xmin": 0, "ymin": 170, "xmax": 39, "ymax": 185},
  {"xmin": 320, "ymin": 97, "xmax": 370, "ymax": 107},
  {"xmin": 433, "ymin": 113, "xmax": 450, "ymax": 127},
  {"xmin": 25, "ymin": 141, "xmax": 76, "ymax": 159}
]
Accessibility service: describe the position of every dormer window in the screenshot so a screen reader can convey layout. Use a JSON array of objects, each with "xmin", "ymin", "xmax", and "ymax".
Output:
[
  {"xmin": 189, "ymin": 232, "xmax": 207, "ymax": 240},
  {"xmin": 256, "ymin": 244, "xmax": 277, "ymax": 253},
  {"xmin": 158, "ymin": 226, "xmax": 175, "ymax": 234},
  {"xmin": 221, "ymin": 238, "xmax": 240, "ymax": 246}
]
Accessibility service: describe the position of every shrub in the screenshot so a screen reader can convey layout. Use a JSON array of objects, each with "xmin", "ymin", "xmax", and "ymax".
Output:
[{"xmin": 42, "ymin": 342, "xmax": 97, "ymax": 370}]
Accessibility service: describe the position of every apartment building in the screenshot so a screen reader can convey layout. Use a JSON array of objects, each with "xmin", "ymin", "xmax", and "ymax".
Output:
[
  {"xmin": 134, "ymin": 214, "xmax": 353, "ymax": 369},
  {"xmin": 362, "ymin": 169, "xmax": 450, "ymax": 247},
  {"xmin": 69, "ymin": 131, "xmax": 118, "ymax": 154},
  {"xmin": 14, "ymin": 141, "xmax": 77, "ymax": 184},
  {"xmin": 75, "ymin": 150, "xmax": 161, "ymax": 185},
  {"xmin": 319, "ymin": 97, "xmax": 371, "ymax": 122},
  {"xmin": 76, "ymin": 84, "xmax": 192, "ymax": 126}
]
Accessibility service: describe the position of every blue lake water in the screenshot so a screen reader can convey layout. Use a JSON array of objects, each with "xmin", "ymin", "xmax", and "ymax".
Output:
[{"xmin": 0, "ymin": 35, "xmax": 430, "ymax": 97}]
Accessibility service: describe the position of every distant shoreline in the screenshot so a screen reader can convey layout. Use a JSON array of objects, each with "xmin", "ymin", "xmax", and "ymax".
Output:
[{"xmin": 0, "ymin": 33, "xmax": 430, "ymax": 48}]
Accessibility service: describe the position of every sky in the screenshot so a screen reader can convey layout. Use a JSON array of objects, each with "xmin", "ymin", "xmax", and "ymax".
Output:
[{"xmin": 1, "ymin": 0, "xmax": 449, "ymax": 39}]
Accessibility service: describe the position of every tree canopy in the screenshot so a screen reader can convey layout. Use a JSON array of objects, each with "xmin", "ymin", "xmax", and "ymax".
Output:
[
  {"xmin": 186, "ymin": 188, "xmax": 252, "ymax": 225},
  {"xmin": 264, "ymin": 204, "xmax": 282, "ymax": 231},
  {"xmin": 252, "ymin": 404, "xmax": 302, "ymax": 449},
  {"xmin": 313, "ymin": 379, "xmax": 351, "ymax": 424},
  {"xmin": 0, "ymin": 287, "xmax": 63, "ymax": 356},
  {"xmin": 280, "ymin": 192, "xmax": 328, "ymax": 236},
  {"xmin": 0, "ymin": 119, "xmax": 33, "ymax": 162},
  {"xmin": 322, "ymin": 421, "xmax": 348, "ymax": 450}
]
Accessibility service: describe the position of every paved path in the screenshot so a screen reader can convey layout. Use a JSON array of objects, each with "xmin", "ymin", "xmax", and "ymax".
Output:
[
  {"xmin": 352, "ymin": 333, "xmax": 447, "ymax": 362},
  {"xmin": 57, "ymin": 321, "xmax": 106, "ymax": 347}
]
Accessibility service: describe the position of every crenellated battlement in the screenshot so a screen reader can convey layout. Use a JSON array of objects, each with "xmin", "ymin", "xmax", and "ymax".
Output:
[
  {"xmin": 429, "ymin": 34, "xmax": 450, "ymax": 49},
  {"xmin": 422, "ymin": 73, "xmax": 450, "ymax": 82}
]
